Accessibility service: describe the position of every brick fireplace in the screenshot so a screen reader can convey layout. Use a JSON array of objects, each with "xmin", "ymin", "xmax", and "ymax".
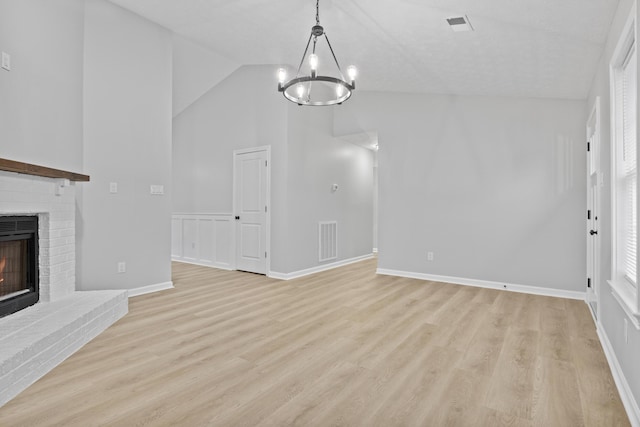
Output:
[{"xmin": 0, "ymin": 165, "xmax": 128, "ymax": 407}]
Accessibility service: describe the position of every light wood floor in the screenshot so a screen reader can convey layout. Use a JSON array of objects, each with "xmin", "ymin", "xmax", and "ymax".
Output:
[{"xmin": 0, "ymin": 259, "xmax": 630, "ymax": 426}]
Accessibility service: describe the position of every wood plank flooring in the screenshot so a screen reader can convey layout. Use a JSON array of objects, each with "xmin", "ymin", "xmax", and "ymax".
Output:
[{"xmin": 0, "ymin": 259, "xmax": 630, "ymax": 426}]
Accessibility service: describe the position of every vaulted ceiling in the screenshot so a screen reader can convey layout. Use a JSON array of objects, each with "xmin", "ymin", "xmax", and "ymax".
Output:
[{"xmin": 108, "ymin": 0, "xmax": 620, "ymax": 99}]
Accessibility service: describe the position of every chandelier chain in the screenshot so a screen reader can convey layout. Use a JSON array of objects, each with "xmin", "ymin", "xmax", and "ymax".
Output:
[{"xmin": 316, "ymin": 0, "xmax": 320, "ymax": 25}]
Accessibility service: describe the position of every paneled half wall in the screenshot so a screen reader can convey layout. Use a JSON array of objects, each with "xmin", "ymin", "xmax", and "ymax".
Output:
[{"xmin": 171, "ymin": 214, "xmax": 234, "ymax": 270}]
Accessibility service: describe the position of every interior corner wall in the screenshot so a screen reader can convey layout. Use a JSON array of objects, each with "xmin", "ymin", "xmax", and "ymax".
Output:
[
  {"xmin": 0, "ymin": 0, "xmax": 84, "ymax": 172},
  {"xmin": 334, "ymin": 91, "xmax": 586, "ymax": 292},
  {"xmin": 586, "ymin": 0, "xmax": 640, "ymax": 415},
  {"xmin": 79, "ymin": 0, "xmax": 172, "ymax": 291},
  {"xmin": 284, "ymin": 104, "xmax": 374, "ymax": 273}
]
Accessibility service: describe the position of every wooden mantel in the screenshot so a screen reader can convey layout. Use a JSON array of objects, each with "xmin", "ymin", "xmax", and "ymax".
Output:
[{"xmin": 0, "ymin": 158, "xmax": 90, "ymax": 182}]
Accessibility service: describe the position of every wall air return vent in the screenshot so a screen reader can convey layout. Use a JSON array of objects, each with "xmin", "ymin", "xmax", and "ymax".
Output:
[
  {"xmin": 446, "ymin": 15, "xmax": 474, "ymax": 32},
  {"xmin": 319, "ymin": 221, "xmax": 337, "ymax": 262}
]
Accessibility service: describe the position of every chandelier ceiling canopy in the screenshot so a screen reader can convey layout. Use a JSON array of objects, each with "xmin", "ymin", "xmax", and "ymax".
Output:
[{"xmin": 277, "ymin": 0, "xmax": 357, "ymax": 106}]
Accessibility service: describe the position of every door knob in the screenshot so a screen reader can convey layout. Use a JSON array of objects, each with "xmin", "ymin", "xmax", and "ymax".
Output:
[{"xmin": 590, "ymin": 230, "xmax": 598, "ymax": 235}]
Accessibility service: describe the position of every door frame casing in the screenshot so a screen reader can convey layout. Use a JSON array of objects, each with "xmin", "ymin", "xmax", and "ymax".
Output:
[
  {"xmin": 586, "ymin": 96, "xmax": 601, "ymax": 320},
  {"xmin": 232, "ymin": 145, "xmax": 271, "ymax": 275}
]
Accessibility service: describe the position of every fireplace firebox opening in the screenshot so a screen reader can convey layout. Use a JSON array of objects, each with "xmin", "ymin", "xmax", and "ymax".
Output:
[{"xmin": 0, "ymin": 216, "xmax": 39, "ymax": 317}]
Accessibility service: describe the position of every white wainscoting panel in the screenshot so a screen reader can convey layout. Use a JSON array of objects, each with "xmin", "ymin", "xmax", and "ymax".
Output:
[
  {"xmin": 199, "ymin": 218, "xmax": 215, "ymax": 263},
  {"xmin": 216, "ymin": 218, "xmax": 233, "ymax": 265},
  {"xmin": 171, "ymin": 217, "xmax": 183, "ymax": 258},
  {"xmin": 182, "ymin": 218, "xmax": 198, "ymax": 260},
  {"xmin": 171, "ymin": 213, "xmax": 234, "ymax": 270}
]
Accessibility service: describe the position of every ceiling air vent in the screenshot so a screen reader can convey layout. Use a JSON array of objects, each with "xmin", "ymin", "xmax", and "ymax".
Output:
[{"xmin": 446, "ymin": 15, "xmax": 474, "ymax": 32}]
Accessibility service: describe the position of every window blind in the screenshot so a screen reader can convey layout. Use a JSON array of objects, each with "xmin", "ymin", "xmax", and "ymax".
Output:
[{"xmin": 622, "ymin": 45, "xmax": 637, "ymax": 286}]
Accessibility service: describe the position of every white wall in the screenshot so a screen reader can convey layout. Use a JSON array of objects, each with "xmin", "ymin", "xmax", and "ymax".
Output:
[
  {"xmin": 0, "ymin": 0, "xmax": 84, "ymax": 172},
  {"xmin": 334, "ymin": 92, "xmax": 586, "ymax": 293},
  {"xmin": 172, "ymin": 65, "xmax": 373, "ymax": 274},
  {"xmin": 285, "ymin": 103, "xmax": 374, "ymax": 273},
  {"xmin": 587, "ymin": 0, "xmax": 640, "ymax": 419},
  {"xmin": 172, "ymin": 35, "xmax": 239, "ymax": 118},
  {"xmin": 79, "ymin": 0, "xmax": 173, "ymax": 292}
]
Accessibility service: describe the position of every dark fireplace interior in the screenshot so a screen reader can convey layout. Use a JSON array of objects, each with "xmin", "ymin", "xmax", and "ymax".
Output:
[{"xmin": 0, "ymin": 216, "xmax": 39, "ymax": 318}]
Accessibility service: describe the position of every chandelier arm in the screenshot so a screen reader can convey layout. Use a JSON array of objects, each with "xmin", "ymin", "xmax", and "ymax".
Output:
[
  {"xmin": 323, "ymin": 33, "xmax": 346, "ymax": 81},
  {"xmin": 296, "ymin": 33, "xmax": 315, "ymax": 77}
]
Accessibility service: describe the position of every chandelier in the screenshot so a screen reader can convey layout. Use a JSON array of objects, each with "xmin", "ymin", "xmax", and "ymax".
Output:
[{"xmin": 277, "ymin": 0, "xmax": 357, "ymax": 106}]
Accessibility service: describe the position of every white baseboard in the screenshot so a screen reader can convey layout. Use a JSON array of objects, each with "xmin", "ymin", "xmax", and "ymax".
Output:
[
  {"xmin": 171, "ymin": 258, "xmax": 234, "ymax": 271},
  {"xmin": 597, "ymin": 322, "xmax": 640, "ymax": 427},
  {"xmin": 270, "ymin": 254, "xmax": 374, "ymax": 280},
  {"xmin": 127, "ymin": 281, "xmax": 174, "ymax": 298},
  {"xmin": 376, "ymin": 268, "xmax": 586, "ymax": 301}
]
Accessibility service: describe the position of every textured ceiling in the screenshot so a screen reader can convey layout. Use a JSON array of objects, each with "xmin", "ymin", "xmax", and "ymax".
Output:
[{"xmin": 107, "ymin": 0, "xmax": 620, "ymax": 99}]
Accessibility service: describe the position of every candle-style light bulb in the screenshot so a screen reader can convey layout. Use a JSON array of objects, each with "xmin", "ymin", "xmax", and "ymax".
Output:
[
  {"xmin": 277, "ymin": 68, "xmax": 287, "ymax": 83},
  {"xmin": 296, "ymin": 85, "xmax": 305, "ymax": 99},
  {"xmin": 347, "ymin": 65, "xmax": 357, "ymax": 81},
  {"xmin": 336, "ymin": 85, "xmax": 345, "ymax": 97},
  {"xmin": 309, "ymin": 54, "xmax": 319, "ymax": 71}
]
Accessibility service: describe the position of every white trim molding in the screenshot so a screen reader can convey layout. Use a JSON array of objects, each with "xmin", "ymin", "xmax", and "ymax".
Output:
[
  {"xmin": 609, "ymin": 280, "xmax": 640, "ymax": 330},
  {"xmin": 609, "ymin": 0, "xmax": 640, "ymax": 327},
  {"xmin": 376, "ymin": 269, "xmax": 586, "ymax": 300},
  {"xmin": 270, "ymin": 254, "xmax": 374, "ymax": 281},
  {"xmin": 597, "ymin": 322, "xmax": 640, "ymax": 427},
  {"xmin": 127, "ymin": 281, "xmax": 174, "ymax": 298}
]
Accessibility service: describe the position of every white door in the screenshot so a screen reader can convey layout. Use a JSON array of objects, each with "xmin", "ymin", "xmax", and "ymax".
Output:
[
  {"xmin": 233, "ymin": 147, "xmax": 269, "ymax": 274},
  {"xmin": 586, "ymin": 98, "xmax": 601, "ymax": 319}
]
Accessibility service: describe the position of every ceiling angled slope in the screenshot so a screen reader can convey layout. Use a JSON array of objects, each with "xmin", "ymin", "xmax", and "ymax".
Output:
[{"xmin": 108, "ymin": 0, "xmax": 620, "ymax": 99}]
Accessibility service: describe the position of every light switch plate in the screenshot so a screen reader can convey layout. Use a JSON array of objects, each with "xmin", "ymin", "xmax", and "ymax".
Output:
[
  {"xmin": 1, "ymin": 52, "xmax": 10, "ymax": 71},
  {"xmin": 109, "ymin": 182, "xmax": 118, "ymax": 193}
]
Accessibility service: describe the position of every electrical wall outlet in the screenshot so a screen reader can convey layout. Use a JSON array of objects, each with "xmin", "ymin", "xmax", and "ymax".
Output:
[
  {"xmin": 427, "ymin": 251, "xmax": 434, "ymax": 261},
  {"xmin": 117, "ymin": 262, "xmax": 126, "ymax": 273},
  {"xmin": 109, "ymin": 182, "xmax": 118, "ymax": 194}
]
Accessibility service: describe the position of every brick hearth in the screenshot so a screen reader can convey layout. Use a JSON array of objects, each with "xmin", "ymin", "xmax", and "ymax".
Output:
[{"xmin": 0, "ymin": 170, "xmax": 127, "ymax": 407}]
